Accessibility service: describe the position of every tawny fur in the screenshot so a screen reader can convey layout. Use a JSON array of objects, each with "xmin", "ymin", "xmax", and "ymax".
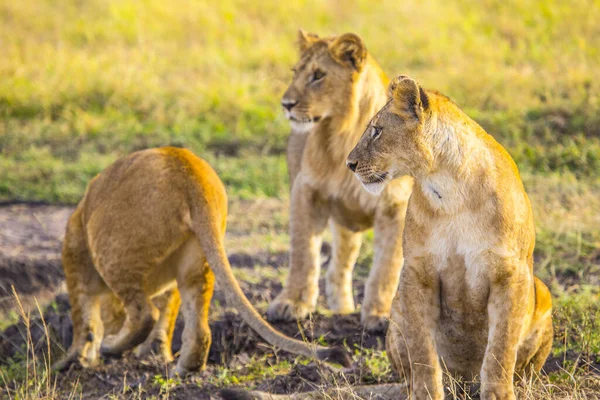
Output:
[
  {"xmin": 53, "ymin": 147, "xmax": 351, "ymax": 375},
  {"xmin": 346, "ymin": 76, "xmax": 553, "ymax": 399},
  {"xmin": 268, "ymin": 30, "xmax": 413, "ymax": 331}
]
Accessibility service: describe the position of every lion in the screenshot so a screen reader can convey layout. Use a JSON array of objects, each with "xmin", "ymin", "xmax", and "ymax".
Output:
[
  {"xmin": 267, "ymin": 30, "xmax": 413, "ymax": 332},
  {"xmin": 52, "ymin": 147, "xmax": 351, "ymax": 375},
  {"xmin": 222, "ymin": 76, "xmax": 553, "ymax": 400},
  {"xmin": 347, "ymin": 76, "xmax": 553, "ymax": 399}
]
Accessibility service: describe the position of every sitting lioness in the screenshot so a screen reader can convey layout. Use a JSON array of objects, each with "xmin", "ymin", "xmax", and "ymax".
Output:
[
  {"xmin": 53, "ymin": 147, "xmax": 350, "ymax": 375},
  {"xmin": 268, "ymin": 30, "xmax": 413, "ymax": 331},
  {"xmin": 347, "ymin": 76, "xmax": 553, "ymax": 399}
]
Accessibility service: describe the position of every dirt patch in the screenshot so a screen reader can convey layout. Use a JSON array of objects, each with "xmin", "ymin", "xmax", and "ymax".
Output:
[{"xmin": 0, "ymin": 203, "xmax": 72, "ymax": 318}]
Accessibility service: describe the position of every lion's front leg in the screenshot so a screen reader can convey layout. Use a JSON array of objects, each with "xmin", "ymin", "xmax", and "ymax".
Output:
[
  {"xmin": 267, "ymin": 181, "xmax": 329, "ymax": 322},
  {"xmin": 325, "ymin": 220, "xmax": 362, "ymax": 315},
  {"xmin": 362, "ymin": 200, "xmax": 407, "ymax": 331},
  {"xmin": 386, "ymin": 292, "xmax": 411, "ymax": 384},
  {"xmin": 395, "ymin": 259, "xmax": 443, "ymax": 400},
  {"xmin": 53, "ymin": 211, "xmax": 106, "ymax": 371},
  {"xmin": 480, "ymin": 256, "xmax": 530, "ymax": 400}
]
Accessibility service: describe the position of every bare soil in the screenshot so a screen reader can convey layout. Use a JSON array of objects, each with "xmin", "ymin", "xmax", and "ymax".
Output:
[{"xmin": 0, "ymin": 203, "xmax": 72, "ymax": 317}]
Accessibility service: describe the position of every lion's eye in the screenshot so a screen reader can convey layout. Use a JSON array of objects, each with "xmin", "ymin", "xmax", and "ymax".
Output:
[
  {"xmin": 370, "ymin": 126, "xmax": 382, "ymax": 140},
  {"xmin": 312, "ymin": 69, "xmax": 325, "ymax": 82}
]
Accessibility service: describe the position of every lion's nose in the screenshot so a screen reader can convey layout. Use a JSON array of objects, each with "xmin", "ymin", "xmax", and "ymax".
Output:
[
  {"xmin": 281, "ymin": 100, "xmax": 298, "ymax": 111},
  {"xmin": 346, "ymin": 161, "xmax": 358, "ymax": 172}
]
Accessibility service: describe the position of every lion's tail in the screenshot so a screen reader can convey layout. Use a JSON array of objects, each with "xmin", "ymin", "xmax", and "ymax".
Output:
[{"xmin": 189, "ymin": 203, "xmax": 352, "ymax": 368}]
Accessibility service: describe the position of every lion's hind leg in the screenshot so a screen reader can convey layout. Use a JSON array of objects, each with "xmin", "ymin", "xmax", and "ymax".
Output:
[
  {"xmin": 99, "ymin": 270, "xmax": 159, "ymax": 358},
  {"xmin": 175, "ymin": 241, "xmax": 214, "ymax": 375},
  {"xmin": 54, "ymin": 210, "xmax": 106, "ymax": 371},
  {"xmin": 134, "ymin": 288, "xmax": 181, "ymax": 363},
  {"xmin": 516, "ymin": 277, "xmax": 553, "ymax": 378},
  {"xmin": 526, "ymin": 316, "xmax": 553, "ymax": 374}
]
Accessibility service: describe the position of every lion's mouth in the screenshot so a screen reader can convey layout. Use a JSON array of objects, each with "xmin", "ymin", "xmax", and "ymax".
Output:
[
  {"xmin": 289, "ymin": 115, "xmax": 321, "ymax": 123},
  {"xmin": 355, "ymin": 171, "xmax": 390, "ymax": 196},
  {"xmin": 361, "ymin": 171, "xmax": 389, "ymax": 184}
]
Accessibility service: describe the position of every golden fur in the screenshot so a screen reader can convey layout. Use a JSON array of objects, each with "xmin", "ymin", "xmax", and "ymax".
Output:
[
  {"xmin": 347, "ymin": 76, "xmax": 553, "ymax": 399},
  {"xmin": 53, "ymin": 147, "xmax": 351, "ymax": 375},
  {"xmin": 268, "ymin": 31, "xmax": 413, "ymax": 331}
]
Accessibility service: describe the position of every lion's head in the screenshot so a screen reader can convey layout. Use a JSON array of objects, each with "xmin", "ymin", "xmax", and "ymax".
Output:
[
  {"xmin": 281, "ymin": 30, "xmax": 369, "ymax": 134},
  {"xmin": 346, "ymin": 75, "xmax": 435, "ymax": 195}
]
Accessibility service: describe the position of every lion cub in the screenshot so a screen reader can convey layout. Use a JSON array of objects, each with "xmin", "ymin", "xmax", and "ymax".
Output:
[
  {"xmin": 53, "ymin": 147, "xmax": 350, "ymax": 375},
  {"xmin": 347, "ymin": 76, "xmax": 553, "ymax": 399}
]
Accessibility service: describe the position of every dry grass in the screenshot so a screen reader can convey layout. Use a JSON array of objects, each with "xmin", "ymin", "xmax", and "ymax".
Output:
[{"xmin": 0, "ymin": 289, "xmax": 62, "ymax": 400}]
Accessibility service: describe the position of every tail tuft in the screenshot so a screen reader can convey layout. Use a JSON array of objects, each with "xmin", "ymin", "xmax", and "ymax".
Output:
[
  {"xmin": 317, "ymin": 346, "xmax": 353, "ymax": 368},
  {"xmin": 219, "ymin": 389, "xmax": 261, "ymax": 400}
]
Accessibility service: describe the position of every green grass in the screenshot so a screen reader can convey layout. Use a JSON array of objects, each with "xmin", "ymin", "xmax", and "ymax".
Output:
[
  {"xmin": 208, "ymin": 357, "xmax": 295, "ymax": 387},
  {"xmin": 0, "ymin": 151, "xmax": 288, "ymax": 203},
  {"xmin": 1, "ymin": 0, "xmax": 599, "ymax": 202}
]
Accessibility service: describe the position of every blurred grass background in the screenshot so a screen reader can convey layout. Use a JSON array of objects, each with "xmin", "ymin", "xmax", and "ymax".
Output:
[{"xmin": 1, "ymin": 0, "xmax": 599, "ymax": 202}]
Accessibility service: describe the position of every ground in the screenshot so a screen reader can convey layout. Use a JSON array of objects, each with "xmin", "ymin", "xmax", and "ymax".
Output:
[{"xmin": 1, "ymin": 197, "xmax": 599, "ymax": 399}]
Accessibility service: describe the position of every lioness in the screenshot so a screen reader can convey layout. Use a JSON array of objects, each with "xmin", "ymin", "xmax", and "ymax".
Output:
[
  {"xmin": 348, "ymin": 76, "xmax": 553, "ymax": 399},
  {"xmin": 268, "ymin": 31, "xmax": 413, "ymax": 331},
  {"xmin": 53, "ymin": 147, "xmax": 350, "ymax": 375}
]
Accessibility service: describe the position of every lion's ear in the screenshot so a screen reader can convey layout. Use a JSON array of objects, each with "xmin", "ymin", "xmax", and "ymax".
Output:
[
  {"xmin": 297, "ymin": 29, "xmax": 319, "ymax": 52},
  {"xmin": 329, "ymin": 33, "xmax": 367, "ymax": 71},
  {"xmin": 388, "ymin": 75, "xmax": 428, "ymax": 121}
]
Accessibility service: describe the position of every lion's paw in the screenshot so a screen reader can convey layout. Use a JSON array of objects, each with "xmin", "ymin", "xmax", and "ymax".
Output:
[
  {"xmin": 266, "ymin": 297, "xmax": 313, "ymax": 322},
  {"xmin": 481, "ymin": 384, "xmax": 516, "ymax": 400},
  {"xmin": 361, "ymin": 314, "xmax": 389, "ymax": 333}
]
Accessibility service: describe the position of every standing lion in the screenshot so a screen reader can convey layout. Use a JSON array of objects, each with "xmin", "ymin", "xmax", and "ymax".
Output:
[{"xmin": 267, "ymin": 31, "xmax": 413, "ymax": 331}]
